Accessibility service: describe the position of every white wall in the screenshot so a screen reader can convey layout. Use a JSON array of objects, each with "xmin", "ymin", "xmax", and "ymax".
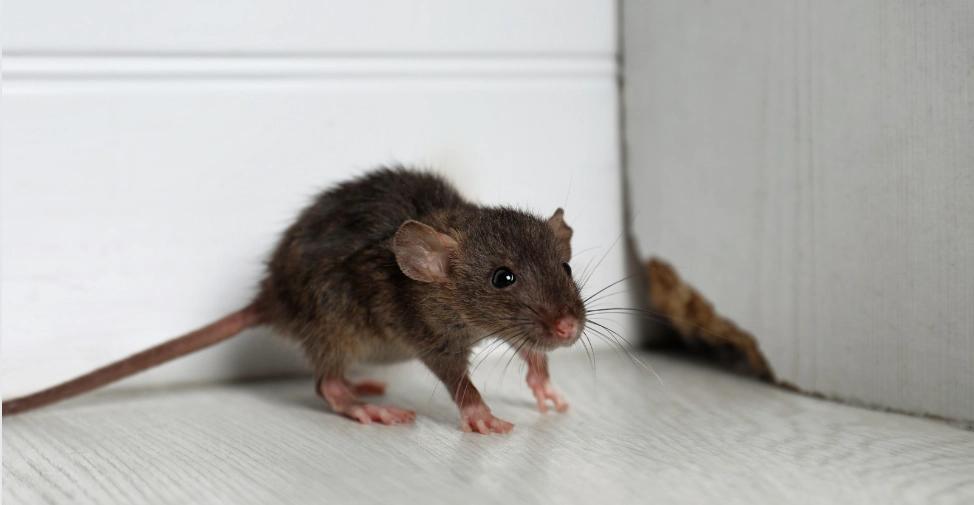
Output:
[
  {"xmin": 2, "ymin": 1, "xmax": 627, "ymax": 398},
  {"xmin": 623, "ymin": 1, "xmax": 973, "ymax": 421}
]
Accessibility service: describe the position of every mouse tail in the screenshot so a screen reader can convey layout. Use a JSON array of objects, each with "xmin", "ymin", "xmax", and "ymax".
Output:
[{"xmin": 2, "ymin": 304, "xmax": 265, "ymax": 417}]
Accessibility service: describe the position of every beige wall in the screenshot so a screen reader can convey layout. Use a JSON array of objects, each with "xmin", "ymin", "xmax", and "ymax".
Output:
[{"xmin": 623, "ymin": 1, "xmax": 973, "ymax": 421}]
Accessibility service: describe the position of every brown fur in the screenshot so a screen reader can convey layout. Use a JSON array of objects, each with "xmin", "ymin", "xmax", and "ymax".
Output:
[
  {"xmin": 255, "ymin": 167, "xmax": 586, "ymax": 399},
  {"xmin": 3, "ymin": 167, "xmax": 585, "ymax": 419}
]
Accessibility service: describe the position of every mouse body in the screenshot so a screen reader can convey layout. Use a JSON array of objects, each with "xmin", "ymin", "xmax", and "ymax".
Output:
[{"xmin": 3, "ymin": 167, "xmax": 586, "ymax": 434}]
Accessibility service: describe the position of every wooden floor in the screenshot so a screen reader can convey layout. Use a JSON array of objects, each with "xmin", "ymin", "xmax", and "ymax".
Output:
[{"xmin": 4, "ymin": 351, "xmax": 973, "ymax": 505}]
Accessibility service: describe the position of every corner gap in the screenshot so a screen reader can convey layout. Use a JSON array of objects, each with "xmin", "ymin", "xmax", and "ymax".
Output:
[{"xmin": 641, "ymin": 257, "xmax": 776, "ymax": 382}]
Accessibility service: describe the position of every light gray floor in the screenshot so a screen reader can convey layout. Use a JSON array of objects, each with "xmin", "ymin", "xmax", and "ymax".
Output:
[{"xmin": 3, "ymin": 351, "xmax": 973, "ymax": 505}]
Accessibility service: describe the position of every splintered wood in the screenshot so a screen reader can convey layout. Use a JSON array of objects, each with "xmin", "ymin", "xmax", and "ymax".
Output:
[{"xmin": 646, "ymin": 258, "xmax": 775, "ymax": 381}]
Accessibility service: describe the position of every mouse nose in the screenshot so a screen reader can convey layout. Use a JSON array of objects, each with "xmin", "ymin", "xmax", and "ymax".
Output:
[{"xmin": 553, "ymin": 316, "xmax": 579, "ymax": 340}]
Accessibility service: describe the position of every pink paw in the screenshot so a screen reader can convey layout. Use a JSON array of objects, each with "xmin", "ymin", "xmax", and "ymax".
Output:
[
  {"xmin": 460, "ymin": 404, "xmax": 515, "ymax": 434},
  {"xmin": 318, "ymin": 376, "xmax": 413, "ymax": 426},
  {"xmin": 527, "ymin": 372, "xmax": 569, "ymax": 413},
  {"xmin": 344, "ymin": 404, "xmax": 416, "ymax": 426}
]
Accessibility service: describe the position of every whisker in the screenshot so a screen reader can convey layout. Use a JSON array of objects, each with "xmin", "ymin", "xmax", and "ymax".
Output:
[
  {"xmin": 588, "ymin": 329, "xmax": 647, "ymax": 382},
  {"xmin": 471, "ymin": 334, "xmax": 511, "ymax": 363},
  {"xmin": 578, "ymin": 329, "xmax": 597, "ymax": 381},
  {"xmin": 579, "ymin": 212, "xmax": 638, "ymax": 289},
  {"xmin": 468, "ymin": 322, "xmax": 535, "ymax": 348},
  {"xmin": 481, "ymin": 334, "xmax": 521, "ymax": 396},
  {"xmin": 471, "ymin": 330, "xmax": 526, "ymax": 378},
  {"xmin": 495, "ymin": 335, "xmax": 532, "ymax": 395},
  {"xmin": 584, "ymin": 328, "xmax": 621, "ymax": 364},
  {"xmin": 584, "ymin": 307, "xmax": 732, "ymax": 344},
  {"xmin": 582, "ymin": 274, "xmax": 639, "ymax": 304},
  {"xmin": 576, "ymin": 255, "xmax": 598, "ymax": 292},
  {"xmin": 470, "ymin": 338, "xmax": 509, "ymax": 372},
  {"xmin": 579, "ymin": 331, "xmax": 598, "ymax": 394},
  {"xmin": 518, "ymin": 301, "xmax": 542, "ymax": 319},
  {"xmin": 583, "ymin": 288, "xmax": 637, "ymax": 308},
  {"xmin": 585, "ymin": 320, "xmax": 665, "ymax": 387},
  {"xmin": 570, "ymin": 246, "xmax": 600, "ymax": 260},
  {"xmin": 584, "ymin": 333, "xmax": 600, "ymax": 394},
  {"xmin": 564, "ymin": 171, "xmax": 574, "ymax": 208},
  {"xmin": 587, "ymin": 320, "xmax": 633, "ymax": 347}
]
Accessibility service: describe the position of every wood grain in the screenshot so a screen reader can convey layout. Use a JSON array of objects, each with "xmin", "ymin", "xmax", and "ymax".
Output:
[{"xmin": 4, "ymin": 351, "xmax": 972, "ymax": 505}]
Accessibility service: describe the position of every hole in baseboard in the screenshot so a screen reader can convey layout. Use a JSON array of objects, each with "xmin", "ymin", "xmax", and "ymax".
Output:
[{"xmin": 641, "ymin": 257, "xmax": 776, "ymax": 382}]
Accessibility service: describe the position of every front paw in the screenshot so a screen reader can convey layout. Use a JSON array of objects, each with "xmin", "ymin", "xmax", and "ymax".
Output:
[
  {"xmin": 527, "ymin": 373, "xmax": 569, "ymax": 413},
  {"xmin": 460, "ymin": 404, "xmax": 515, "ymax": 434}
]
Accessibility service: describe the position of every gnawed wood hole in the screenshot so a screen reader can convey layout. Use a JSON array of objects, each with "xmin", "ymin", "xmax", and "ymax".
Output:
[{"xmin": 644, "ymin": 257, "xmax": 775, "ymax": 382}]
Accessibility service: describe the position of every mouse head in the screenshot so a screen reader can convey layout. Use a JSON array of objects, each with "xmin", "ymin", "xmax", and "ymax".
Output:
[{"xmin": 394, "ymin": 207, "xmax": 586, "ymax": 351}]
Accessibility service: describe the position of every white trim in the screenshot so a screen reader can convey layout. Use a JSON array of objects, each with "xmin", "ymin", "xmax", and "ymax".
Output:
[{"xmin": 4, "ymin": 55, "xmax": 616, "ymax": 81}]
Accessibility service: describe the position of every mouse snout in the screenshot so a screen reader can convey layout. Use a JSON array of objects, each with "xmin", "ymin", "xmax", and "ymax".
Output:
[{"xmin": 552, "ymin": 315, "xmax": 579, "ymax": 340}]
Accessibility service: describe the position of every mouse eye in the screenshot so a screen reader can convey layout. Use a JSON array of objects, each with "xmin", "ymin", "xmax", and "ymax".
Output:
[
  {"xmin": 491, "ymin": 267, "xmax": 516, "ymax": 289},
  {"xmin": 562, "ymin": 262, "xmax": 572, "ymax": 276}
]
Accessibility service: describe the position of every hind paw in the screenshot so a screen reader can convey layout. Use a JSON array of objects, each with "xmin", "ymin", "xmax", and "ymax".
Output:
[{"xmin": 317, "ymin": 376, "xmax": 414, "ymax": 426}]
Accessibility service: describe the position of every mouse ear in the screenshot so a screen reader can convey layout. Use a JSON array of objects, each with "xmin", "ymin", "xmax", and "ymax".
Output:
[
  {"xmin": 547, "ymin": 208, "xmax": 573, "ymax": 261},
  {"xmin": 394, "ymin": 220, "xmax": 458, "ymax": 283}
]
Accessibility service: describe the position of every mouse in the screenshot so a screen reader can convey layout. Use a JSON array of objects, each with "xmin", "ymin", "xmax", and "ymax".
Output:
[{"xmin": 2, "ymin": 166, "xmax": 586, "ymax": 434}]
